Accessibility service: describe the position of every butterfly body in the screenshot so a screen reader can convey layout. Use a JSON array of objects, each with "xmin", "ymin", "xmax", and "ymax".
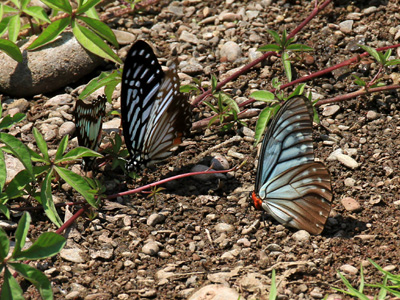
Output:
[
  {"xmin": 252, "ymin": 96, "xmax": 332, "ymax": 235},
  {"xmin": 121, "ymin": 40, "xmax": 192, "ymax": 172},
  {"xmin": 74, "ymin": 95, "xmax": 107, "ymax": 170}
]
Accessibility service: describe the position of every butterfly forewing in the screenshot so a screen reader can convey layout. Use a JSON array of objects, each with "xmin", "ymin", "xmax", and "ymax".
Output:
[
  {"xmin": 121, "ymin": 40, "xmax": 192, "ymax": 170},
  {"xmin": 74, "ymin": 95, "xmax": 107, "ymax": 169},
  {"xmin": 254, "ymin": 96, "xmax": 333, "ymax": 235}
]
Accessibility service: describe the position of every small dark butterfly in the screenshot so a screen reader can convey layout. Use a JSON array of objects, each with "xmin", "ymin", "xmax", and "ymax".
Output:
[
  {"xmin": 251, "ymin": 96, "xmax": 333, "ymax": 235},
  {"xmin": 120, "ymin": 40, "xmax": 192, "ymax": 172},
  {"xmin": 74, "ymin": 95, "xmax": 107, "ymax": 170}
]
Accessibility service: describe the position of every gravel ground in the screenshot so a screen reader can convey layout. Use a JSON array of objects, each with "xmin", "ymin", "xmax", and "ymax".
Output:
[{"xmin": 2, "ymin": 0, "xmax": 400, "ymax": 299}]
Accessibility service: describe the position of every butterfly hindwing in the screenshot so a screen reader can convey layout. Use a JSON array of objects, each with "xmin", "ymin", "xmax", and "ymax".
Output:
[
  {"xmin": 253, "ymin": 96, "xmax": 333, "ymax": 235},
  {"xmin": 74, "ymin": 95, "xmax": 107, "ymax": 170},
  {"xmin": 121, "ymin": 40, "xmax": 192, "ymax": 171}
]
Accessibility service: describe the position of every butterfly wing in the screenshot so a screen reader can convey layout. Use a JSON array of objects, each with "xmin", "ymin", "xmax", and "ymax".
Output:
[
  {"xmin": 254, "ymin": 96, "xmax": 332, "ymax": 234},
  {"xmin": 121, "ymin": 40, "xmax": 191, "ymax": 170},
  {"xmin": 74, "ymin": 95, "xmax": 107, "ymax": 169},
  {"xmin": 142, "ymin": 62, "xmax": 192, "ymax": 164}
]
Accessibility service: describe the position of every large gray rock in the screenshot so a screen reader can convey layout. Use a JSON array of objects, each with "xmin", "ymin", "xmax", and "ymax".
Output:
[{"xmin": 0, "ymin": 32, "xmax": 104, "ymax": 97}]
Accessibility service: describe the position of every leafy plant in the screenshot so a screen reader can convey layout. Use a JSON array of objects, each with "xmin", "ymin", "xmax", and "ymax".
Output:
[
  {"xmin": 0, "ymin": 0, "xmax": 121, "ymax": 64},
  {"xmin": 352, "ymin": 46, "xmax": 400, "ymax": 89},
  {"xmin": 0, "ymin": 212, "xmax": 66, "ymax": 300},
  {"xmin": 333, "ymin": 259, "xmax": 400, "ymax": 299},
  {"xmin": 258, "ymin": 29, "xmax": 313, "ymax": 82}
]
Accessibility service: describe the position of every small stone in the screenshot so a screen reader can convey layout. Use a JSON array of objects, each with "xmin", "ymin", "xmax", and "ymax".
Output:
[
  {"xmin": 339, "ymin": 20, "xmax": 353, "ymax": 33},
  {"xmin": 112, "ymin": 30, "xmax": 136, "ymax": 45},
  {"xmin": 346, "ymin": 12, "xmax": 362, "ymax": 20},
  {"xmin": 211, "ymin": 155, "xmax": 229, "ymax": 170},
  {"xmin": 265, "ymin": 243, "xmax": 282, "ymax": 252},
  {"xmin": 354, "ymin": 234, "xmax": 376, "ymax": 241},
  {"xmin": 215, "ymin": 223, "xmax": 235, "ymax": 233},
  {"xmin": 179, "ymin": 30, "xmax": 199, "ymax": 44},
  {"xmin": 66, "ymin": 291, "xmax": 80, "ymax": 299},
  {"xmin": 237, "ymin": 238, "xmax": 251, "ymax": 247},
  {"xmin": 339, "ymin": 264, "xmax": 358, "ymax": 275},
  {"xmin": 220, "ymin": 41, "xmax": 242, "ymax": 62},
  {"xmin": 142, "ymin": 241, "xmax": 159, "ymax": 256},
  {"xmin": 60, "ymin": 248, "xmax": 85, "ymax": 263},
  {"xmin": 188, "ymin": 284, "xmax": 240, "ymax": 300},
  {"xmin": 337, "ymin": 153, "xmax": 359, "ymax": 169},
  {"xmin": 292, "ymin": 230, "xmax": 311, "ymax": 242},
  {"xmin": 59, "ymin": 121, "xmax": 76, "ymax": 137},
  {"xmin": 310, "ymin": 287, "xmax": 324, "ymax": 299},
  {"xmin": 326, "ymin": 294, "xmax": 343, "ymax": 300},
  {"xmin": 366, "ymin": 110, "xmax": 379, "ymax": 120},
  {"xmin": 344, "ymin": 178, "xmax": 356, "ymax": 187},
  {"xmin": 219, "ymin": 12, "xmax": 241, "ymax": 22},
  {"xmin": 383, "ymin": 265, "xmax": 396, "ymax": 272},
  {"xmin": 362, "ymin": 6, "xmax": 377, "ymax": 14},
  {"xmin": 147, "ymin": 213, "xmax": 166, "ymax": 226},
  {"xmin": 341, "ymin": 197, "xmax": 361, "ymax": 212},
  {"xmin": 322, "ymin": 105, "xmax": 340, "ymax": 116}
]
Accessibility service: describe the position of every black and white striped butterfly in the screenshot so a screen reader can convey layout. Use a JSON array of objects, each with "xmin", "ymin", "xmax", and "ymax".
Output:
[
  {"xmin": 74, "ymin": 95, "xmax": 107, "ymax": 170},
  {"xmin": 121, "ymin": 40, "xmax": 192, "ymax": 172},
  {"xmin": 251, "ymin": 96, "xmax": 333, "ymax": 235}
]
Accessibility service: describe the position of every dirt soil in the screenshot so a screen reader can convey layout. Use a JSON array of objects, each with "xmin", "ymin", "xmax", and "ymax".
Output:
[{"xmin": 2, "ymin": 0, "xmax": 400, "ymax": 299}]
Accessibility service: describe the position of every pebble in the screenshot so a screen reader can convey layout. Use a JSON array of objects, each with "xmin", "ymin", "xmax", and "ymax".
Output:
[
  {"xmin": 112, "ymin": 29, "xmax": 136, "ymax": 45},
  {"xmin": 142, "ymin": 241, "xmax": 159, "ymax": 256},
  {"xmin": 218, "ymin": 12, "xmax": 241, "ymax": 22},
  {"xmin": 265, "ymin": 243, "xmax": 282, "ymax": 252},
  {"xmin": 66, "ymin": 291, "xmax": 80, "ymax": 299},
  {"xmin": 215, "ymin": 222, "xmax": 235, "ymax": 233},
  {"xmin": 188, "ymin": 284, "xmax": 240, "ymax": 300},
  {"xmin": 44, "ymin": 94, "xmax": 74, "ymax": 107},
  {"xmin": 341, "ymin": 197, "xmax": 361, "ymax": 212},
  {"xmin": 366, "ymin": 110, "xmax": 379, "ymax": 120},
  {"xmin": 322, "ymin": 105, "xmax": 340, "ymax": 116},
  {"xmin": 59, "ymin": 122, "xmax": 75, "ymax": 137},
  {"xmin": 220, "ymin": 41, "xmax": 242, "ymax": 62},
  {"xmin": 354, "ymin": 234, "xmax": 376, "ymax": 241},
  {"xmin": 337, "ymin": 153, "xmax": 359, "ymax": 169},
  {"xmin": 210, "ymin": 155, "xmax": 230, "ymax": 170},
  {"xmin": 339, "ymin": 264, "xmax": 358, "ymax": 275},
  {"xmin": 179, "ymin": 30, "xmax": 199, "ymax": 44},
  {"xmin": 326, "ymin": 294, "xmax": 343, "ymax": 300},
  {"xmin": 237, "ymin": 238, "xmax": 251, "ymax": 247},
  {"xmin": 147, "ymin": 213, "xmax": 166, "ymax": 226},
  {"xmin": 60, "ymin": 248, "xmax": 85, "ymax": 263},
  {"xmin": 0, "ymin": 32, "xmax": 103, "ymax": 97},
  {"xmin": 339, "ymin": 20, "xmax": 354, "ymax": 33},
  {"xmin": 292, "ymin": 230, "xmax": 311, "ymax": 242},
  {"xmin": 4, "ymin": 153, "xmax": 25, "ymax": 184},
  {"xmin": 362, "ymin": 6, "xmax": 377, "ymax": 14},
  {"xmin": 344, "ymin": 178, "xmax": 356, "ymax": 187},
  {"xmin": 310, "ymin": 287, "xmax": 324, "ymax": 299}
]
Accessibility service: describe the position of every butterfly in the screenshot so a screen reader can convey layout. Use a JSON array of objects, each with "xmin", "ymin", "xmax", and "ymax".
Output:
[
  {"xmin": 251, "ymin": 96, "xmax": 333, "ymax": 235},
  {"xmin": 74, "ymin": 95, "xmax": 107, "ymax": 170},
  {"xmin": 120, "ymin": 40, "xmax": 192, "ymax": 172}
]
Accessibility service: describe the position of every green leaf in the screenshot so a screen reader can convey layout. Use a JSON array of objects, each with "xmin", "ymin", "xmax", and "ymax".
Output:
[
  {"xmin": 12, "ymin": 211, "xmax": 31, "ymax": 257},
  {"xmin": 104, "ymin": 81, "xmax": 118, "ymax": 101},
  {"xmin": 76, "ymin": 0, "xmax": 101, "ymax": 14},
  {"xmin": 79, "ymin": 70, "xmax": 120, "ymax": 99},
  {"xmin": 203, "ymin": 101, "xmax": 219, "ymax": 114},
  {"xmin": 180, "ymin": 84, "xmax": 198, "ymax": 93},
  {"xmin": 385, "ymin": 59, "xmax": 400, "ymax": 66},
  {"xmin": 77, "ymin": 15, "xmax": 118, "ymax": 47},
  {"xmin": 281, "ymin": 29, "xmax": 288, "ymax": 45},
  {"xmin": 287, "ymin": 84, "xmax": 306, "ymax": 99},
  {"xmin": 267, "ymin": 30, "xmax": 281, "ymax": 45},
  {"xmin": 14, "ymin": 232, "xmax": 65, "ymax": 260},
  {"xmin": 33, "ymin": 127, "xmax": 49, "ymax": 161},
  {"xmin": 269, "ymin": 269, "xmax": 277, "ymax": 300},
  {"xmin": 1, "ymin": 168, "xmax": 32, "ymax": 201},
  {"xmin": 55, "ymin": 135, "xmax": 68, "ymax": 161},
  {"xmin": 85, "ymin": 5, "xmax": 99, "ymax": 19},
  {"xmin": 72, "ymin": 21, "xmax": 122, "ymax": 64},
  {"xmin": 257, "ymin": 44, "xmax": 281, "ymax": 52},
  {"xmin": 211, "ymin": 75, "xmax": 217, "ymax": 93},
  {"xmin": 9, "ymin": 263, "xmax": 54, "ymax": 300},
  {"xmin": 41, "ymin": 171, "xmax": 63, "ymax": 227},
  {"xmin": 0, "ymin": 38, "xmax": 22, "ymax": 62},
  {"xmin": 352, "ymin": 74, "xmax": 366, "ymax": 87},
  {"xmin": 286, "ymin": 44, "xmax": 314, "ymax": 52},
  {"xmin": 254, "ymin": 106, "xmax": 275, "ymax": 145},
  {"xmin": 0, "ymin": 204, "xmax": 10, "ymax": 219},
  {"xmin": 358, "ymin": 44, "xmax": 381, "ymax": 64},
  {"xmin": 0, "ymin": 227, "xmax": 10, "ymax": 260},
  {"xmin": 57, "ymin": 147, "xmax": 101, "ymax": 163},
  {"xmin": 7, "ymin": 14, "xmax": 21, "ymax": 43},
  {"xmin": 28, "ymin": 17, "xmax": 70, "ymax": 50},
  {"xmin": 219, "ymin": 92, "xmax": 239, "ymax": 113},
  {"xmin": 23, "ymin": 6, "xmax": 51, "ymax": 23},
  {"xmin": 0, "ymin": 133, "xmax": 33, "ymax": 177},
  {"xmin": 0, "ymin": 150, "xmax": 6, "ymax": 192},
  {"xmin": 28, "ymin": 146, "xmax": 48, "ymax": 163},
  {"xmin": 335, "ymin": 271, "xmax": 370, "ymax": 300},
  {"xmin": 40, "ymin": 0, "xmax": 72, "ymax": 13},
  {"xmin": 21, "ymin": 0, "xmax": 30, "ymax": 9},
  {"xmin": 1, "ymin": 268, "xmax": 24, "ymax": 300},
  {"xmin": 383, "ymin": 49, "xmax": 391, "ymax": 61},
  {"xmin": 9, "ymin": 0, "xmax": 20, "ymax": 9},
  {"xmin": 282, "ymin": 51, "xmax": 292, "ymax": 82},
  {"xmin": 250, "ymin": 90, "xmax": 275, "ymax": 102},
  {"xmin": 54, "ymin": 166, "xmax": 98, "ymax": 207}
]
